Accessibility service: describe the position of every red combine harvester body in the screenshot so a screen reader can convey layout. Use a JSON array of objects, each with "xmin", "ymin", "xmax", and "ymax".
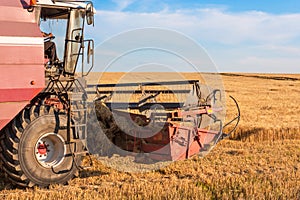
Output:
[{"xmin": 0, "ymin": 0, "xmax": 44, "ymax": 130}]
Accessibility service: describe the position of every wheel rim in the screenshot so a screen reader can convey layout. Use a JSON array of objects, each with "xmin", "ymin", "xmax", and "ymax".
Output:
[{"xmin": 35, "ymin": 133, "xmax": 66, "ymax": 168}]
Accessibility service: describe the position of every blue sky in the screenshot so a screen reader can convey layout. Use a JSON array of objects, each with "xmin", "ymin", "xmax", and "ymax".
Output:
[
  {"xmin": 87, "ymin": 0, "xmax": 300, "ymax": 73},
  {"xmin": 93, "ymin": 0, "xmax": 300, "ymax": 14}
]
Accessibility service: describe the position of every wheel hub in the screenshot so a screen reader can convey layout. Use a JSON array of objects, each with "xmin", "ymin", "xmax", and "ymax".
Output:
[
  {"xmin": 37, "ymin": 142, "xmax": 48, "ymax": 155},
  {"xmin": 35, "ymin": 133, "xmax": 66, "ymax": 168}
]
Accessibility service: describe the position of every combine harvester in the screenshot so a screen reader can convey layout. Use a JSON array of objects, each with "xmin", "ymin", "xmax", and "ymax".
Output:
[
  {"xmin": 0, "ymin": 0, "xmax": 240, "ymax": 187},
  {"xmin": 0, "ymin": 0, "xmax": 94, "ymax": 187}
]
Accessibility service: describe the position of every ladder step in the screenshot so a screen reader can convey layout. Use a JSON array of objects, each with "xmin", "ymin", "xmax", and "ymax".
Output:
[
  {"xmin": 70, "ymin": 94, "xmax": 86, "ymax": 101},
  {"xmin": 70, "ymin": 138, "xmax": 87, "ymax": 142},
  {"xmin": 70, "ymin": 99, "xmax": 87, "ymax": 101},
  {"xmin": 71, "ymin": 124, "xmax": 86, "ymax": 127},
  {"xmin": 73, "ymin": 151, "xmax": 89, "ymax": 156}
]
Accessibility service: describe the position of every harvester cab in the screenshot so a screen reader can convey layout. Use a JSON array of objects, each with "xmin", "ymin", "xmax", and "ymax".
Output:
[{"xmin": 33, "ymin": 0, "xmax": 95, "ymax": 77}]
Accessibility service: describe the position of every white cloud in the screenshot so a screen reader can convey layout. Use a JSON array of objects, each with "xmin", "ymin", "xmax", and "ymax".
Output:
[
  {"xmin": 90, "ymin": 8, "xmax": 300, "ymax": 72},
  {"xmin": 94, "ymin": 9, "xmax": 300, "ymax": 44},
  {"xmin": 111, "ymin": 0, "xmax": 136, "ymax": 11}
]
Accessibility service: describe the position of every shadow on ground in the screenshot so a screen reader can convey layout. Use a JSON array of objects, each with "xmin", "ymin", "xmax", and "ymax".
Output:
[
  {"xmin": 229, "ymin": 127, "xmax": 264, "ymax": 141},
  {"xmin": 79, "ymin": 169, "xmax": 109, "ymax": 179},
  {"xmin": 0, "ymin": 168, "xmax": 110, "ymax": 190}
]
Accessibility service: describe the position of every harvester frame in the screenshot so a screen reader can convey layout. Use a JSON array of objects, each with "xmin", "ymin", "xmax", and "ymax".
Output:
[{"xmin": 0, "ymin": 0, "xmax": 94, "ymax": 187}]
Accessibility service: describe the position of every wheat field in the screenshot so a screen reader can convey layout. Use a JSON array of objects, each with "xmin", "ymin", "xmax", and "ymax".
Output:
[{"xmin": 0, "ymin": 73, "xmax": 299, "ymax": 199}]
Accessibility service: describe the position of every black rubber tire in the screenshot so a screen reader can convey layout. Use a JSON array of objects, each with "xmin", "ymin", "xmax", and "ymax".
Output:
[{"xmin": 0, "ymin": 105, "xmax": 82, "ymax": 187}]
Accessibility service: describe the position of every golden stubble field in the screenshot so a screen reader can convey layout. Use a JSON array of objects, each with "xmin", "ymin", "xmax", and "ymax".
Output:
[{"xmin": 0, "ymin": 72, "xmax": 299, "ymax": 199}]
